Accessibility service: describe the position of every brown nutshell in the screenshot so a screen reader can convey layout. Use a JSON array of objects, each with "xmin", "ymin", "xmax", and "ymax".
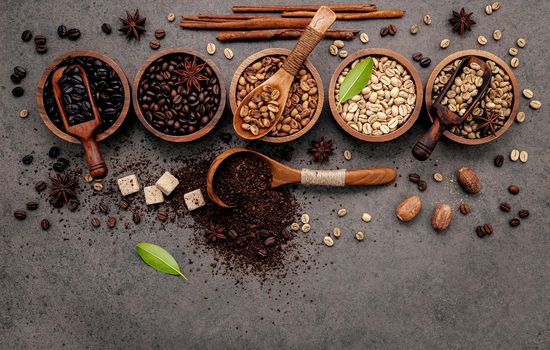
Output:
[
  {"xmin": 431, "ymin": 204, "xmax": 452, "ymax": 231},
  {"xmin": 396, "ymin": 195, "xmax": 422, "ymax": 222},
  {"xmin": 457, "ymin": 167, "xmax": 481, "ymax": 194}
]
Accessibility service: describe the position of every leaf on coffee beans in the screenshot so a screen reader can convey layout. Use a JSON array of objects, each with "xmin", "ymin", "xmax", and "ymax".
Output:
[
  {"xmin": 338, "ymin": 56, "xmax": 374, "ymax": 104},
  {"xmin": 135, "ymin": 242, "xmax": 188, "ymax": 280}
]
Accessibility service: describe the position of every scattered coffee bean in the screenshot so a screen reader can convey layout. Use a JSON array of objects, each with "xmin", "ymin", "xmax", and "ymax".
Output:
[
  {"xmin": 167, "ymin": 13, "xmax": 176, "ymax": 22},
  {"xmin": 99, "ymin": 203, "xmax": 110, "ymax": 215},
  {"xmin": 26, "ymin": 201, "xmax": 39, "ymax": 210},
  {"xmin": 329, "ymin": 44, "xmax": 338, "ymax": 56},
  {"xmin": 281, "ymin": 229, "xmax": 291, "ymax": 240},
  {"xmin": 34, "ymin": 35, "xmax": 46, "ymax": 46},
  {"xmin": 359, "ymin": 32, "xmax": 369, "ymax": 43},
  {"xmin": 433, "ymin": 172, "xmax": 443, "ymax": 182},
  {"xmin": 91, "ymin": 217, "xmax": 100, "ymax": 227},
  {"xmin": 154, "ymin": 28, "xmax": 166, "ymax": 40},
  {"xmin": 440, "ymin": 38, "xmax": 450, "ymax": 49},
  {"xmin": 323, "ymin": 236, "xmax": 334, "ymax": 247},
  {"xmin": 67, "ymin": 28, "xmax": 81, "ymax": 41},
  {"xmin": 508, "ymin": 47, "xmax": 518, "ymax": 56},
  {"xmin": 333, "ymin": 40, "xmax": 345, "ymax": 48},
  {"xmin": 22, "ymin": 154, "xmax": 33, "ymax": 165},
  {"xmin": 361, "ymin": 212, "xmax": 372, "ymax": 223},
  {"xmin": 529, "ymin": 100, "xmax": 541, "ymax": 110},
  {"xmin": 423, "ymin": 14, "xmax": 432, "ymax": 25},
  {"xmin": 499, "ymin": 202, "xmax": 512, "ymax": 212},
  {"xmin": 290, "ymin": 222, "xmax": 300, "ymax": 231},
  {"xmin": 412, "ymin": 52, "xmax": 423, "ymax": 62},
  {"xmin": 494, "ymin": 154, "xmax": 504, "ymax": 167},
  {"xmin": 338, "ymin": 50, "xmax": 348, "ymax": 58},
  {"xmin": 52, "ymin": 162, "xmax": 65, "ymax": 173},
  {"xmin": 410, "ymin": 24, "xmax": 419, "ymax": 34},
  {"xmin": 509, "ymin": 218, "xmax": 521, "ymax": 227},
  {"xmin": 11, "ymin": 73, "xmax": 22, "ymax": 84},
  {"xmin": 418, "ymin": 180, "xmax": 427, "ymax": 191},
  {"xmin": 93, "ymin": 182, "xmax": 104, "ymax": 191},
  {"xmin": 522, "ymin": 89, "xmax": 534, "ymax": 99},
  {"xmin": 118, "ymin": 199, "xmax": 130, "ymax": 210},
  {"xmin": 387, "ymin": 24, "xmax": 397, "ymax": 35},
  {"xmin": 510, "ymin": 57, "xmax": 520, "ymax": 68},
  {"xmin": 12, "ymin": 87, "xmax": 25, "ymax": 97},
  {"xmin": 343, "ymin": 150, "xmax": 352, "ymax": 161},
  {"xmin": 57, "ymin": 25, "xmax": 68, "ymax": 38},
  {"xmin": 35, "ymin": 45, "xmax": 48, "ymax": 54},
  {"xmin": 48, "ymin": 146, "xmax": 60, "ymax": 158},
  {"xmin": 476, "ymin": 223, "xmax": 493, "ymax": 238},
  {"xmin": 14, "ymin": 210, "xmax": 27, "ymax": 220},
  {"xmin": 224, "ymin": 48, "xmax": 234, "ymax": 60},
  {"xmin": 107, "ymin": 216, "xmax": 116, "ymax": 228},
  {"xmin": 101, "ymin": 23, "xmax": 112, "ymax": 34},
  {"xmin": 40, "ymin": 219, "xmax": 50, "ymax": 231},
  {"xmin": 35, "ymin": 181, "xmax": 47, "ymax": 192},
  {"xmin": 301, "ymin": 213, "xmax": 310, "ymax": 224},
  {"xmin": 68, "ymin": 200, "xmax": 79, "ymax": 211},
  {"xmin": 508, "ymin": 184, "xmax": 520, "ymax": 194},
  {"xmin": 83, "ymin": 173, "xmax": 94, "ymax": 183},
  {"xmin": 228, "ymin": 229, "xmax": 238, "ymax": 240},
  {"xmin": 515, "ymin": 111, "xmax": 526, "ymax": 123},
  {"xmin": 420, "ymin": 57, "xmax": 432, "ymax": 67},
  {"xmin": 132, "ymin": 212, "xmax": 141, "ymax": 224},
  {"xmin": 337, "ymin": 208, "xmax": 347, "ymax": 217},
  {"xmin": 478, "ymin": 35, "xmax": 488, "ymax": 46},
  {"xmin": 516, "ymin": 38, "xmax": 526, "ymax": 48},
  {"xmin": 518, "ymin": 209, "xmax": 529, "ymax": 219},
  {"xmin": 493, "ymin": 29, "xmax": 502, "ymax": 41},
  {"xmin": 207, "ymin": 42, "xmax": 216, "ymax": 55},
  {"xmin": 408, "ymin": 173, "xmax": 421, "ymax": 183},
  {"xmin": 492, "ymin": 2, "xmax": 502, "ymax": 11},
  {"xmin": 301, "ymin": 223, "xmax": 311, "ymax": 233},
  {"xmin": 21, "ymin": 30, "xmax": 33, "ymax": 42},
  {"xmin": 256, "ymin": 249, "xmax": 267, "ymax": 258},
  {"xmin": 264, "ymin": 237, "xmax": 276, "ymax": 247},
  {"xmin": 355, "ymin": 231, "xmax": 365, "ymax": 241},
  {"xmin": 149, "ymin": 40, "xmax": 160, "ymax": 50},
  {"xmin": 157, "ymin": 211, "xmax": 168, "ymax": 222},
  {"xmin": 485, "ymin": 5, "xmax": 493, "ymax": 15},
  {"xmin": 519, "ymin": 151, "xmax": 528, "ymax": 163},
  {"xmin": 14, "ymin": 66, "xmax": 27, "ymax": 79},
  {"xmin": 379, "ymin": 26, "xmax": 389, "ymax": 37},
  {"xmin": 510, "ymin": 149, "xmax": 520, "ymax": 161},
  {"xmin": 19, "ymin": 109, "xmax": 29, "ymax": 118},
  {"xmin": 332, "ymin": 227, "xmax": 341, "ymax": 238},
  {"xmin": 459, "ymin": 203, "xmax": 470, "ymax": 215}
]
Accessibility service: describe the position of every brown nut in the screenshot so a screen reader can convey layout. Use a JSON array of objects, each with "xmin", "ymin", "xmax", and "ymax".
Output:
[
  {"xmin": 396, "ymin": 195, "xmax": 422, "ymax": 222},
  {"xmin": 457, "ymin": 167, "xmax": 481, "ymax": 194},
  {"xmin": 431, "ymin": 204, "xmax": 452, "ymax": 231}
]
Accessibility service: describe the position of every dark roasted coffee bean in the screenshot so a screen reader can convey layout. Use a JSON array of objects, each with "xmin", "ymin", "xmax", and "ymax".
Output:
[
  {"xmin": 380, "ymin": 26, "xmax": 389, "ymax": 37},
  {"xmin": 67, "ymin": 28, "xmax": 81, "ymax": 41},
  {"xmin": 10, "ymin": 73, "xmax": 22, "ymax": 84},
  {"xmin": 149, "ymin": 40, "xmax": 160, "ymax": 50},
  {"xmin": 118, "ymin": 199, "xmax": 129, "ymax": 210},
  {"xmin": 417, "ymin": 180, "xmax": 427, "ymax": 192},
  {"xmin": 99, "ymin": 203, "xmax": 110, "ymax": 214},
  {"xmin": 227, "ymin": 229, "xmax": 238, "ymax": 240},
  {"xmin": 132, "ymin": 212, "xmax": 141, "ymax": 224},
  {"xmin": 518, "ymin": 209, "xmax": 529, "ymax": 219},
  {"xmin": 26, "ymin": 201, "xmax": 39, "ymax": 210},
  {"xmin": 34, "ymin": 35, "xmax": 46, "ymax": 45},
  {"xmin": 408, "ymin": 173, "xmax": 421, "ymax": 183},
  {"xmin": 154, "ymin": 28, "xmax": 166, "ymax": 40},
  {"xmin": 509, "ymin": 218, "xmax": 521, "ymax": 227},
  {"xmin": 499, "ymin": 202, "xmax": 512, "ymax": 212},
  {"xmin": 156, "ymin": 211, "xmax": 168, "ymax": 222},
  {"xmin": 53, "ymin": 162, "xmax": 65, "ymax": 173},
  {"xmin": 420, "ymin": 57, "xmax": 432, "ymax": 67},
  {"xmin": 256, "ymin": 249, "xmax": 267, "ymax": 258},
  {"xmin": 412, "ymin": 52, "xmax": 423, "ymax": 62},
  {"xmin": 21, "ymin": 30, "xmax": 33, "ymax": 42},
  {"xmin": 36, "ymin": 45, "xmax": 48, "ymax": 54},
  {"xmin": 107, "ymin": 216, "xmax": 116, "ymax": 228},
  {"xmin": 57, "ymin": 158, "xmax": 69, "ymax": 168},
  {"xmin": 281, "ymin": 229, "xmax": 291, "ymax": 240},
  {"xmin": 57, "ymin": 25, "xmax": 68, "ymax": 38},
  {"xmin": 475, "ymin": 226, "xmax": 485, "ymax": 238},
  {"xmin": 12, "ymin": 87, "xmax": 24, "ymax": 97},
  {"xmin": 459, "ymin": 203, "xmax": 470, "ymax": 215},
  {"xmin": 14, "ymin": 210, "xmax": 27, "ymax": 220},
  {"xmin": 508, "ymin": 184, "xmax": 520, "ymax": 195},
  {"xmin": 35, "ymin": 181, "xmax": 47, "ymax": 192},
  {"xmin": 68, "ymin": 200, "xmax": 79, "ymax": 211},
  {"xmin": 101, "ymin": 23, "xmax": 112, "ymax": 34},
  {"xmin": 387, "ymin": 24, "xmax": 397, "ymax": 35},
  {"xmin": 22, "ymin": 154, "xmax": 33, "ymax": 164},
  {"xmin": 14, "ymin": 66, "xmax": 27, "ymax": 79},
  {"xmin": 91, "ymin": 217, "xmax": 101, "ymax": 227},
  {"xmin": 264, "ymin": 237, "xmax": 276, "ymax": 247},
  {"xmin": 40, "ymin": 219, "xmax": 50, "ymax": 231},
  {"xmin": 494, "ymin": 155, "xmax": 504, "ymax": 167},
  {"xmin": 482, "ymin": 224, "xmax": 493, "ymax": 235},
  {"xmin": 48, "ymin": 146, "xmax": 60, "ymax": 158}
]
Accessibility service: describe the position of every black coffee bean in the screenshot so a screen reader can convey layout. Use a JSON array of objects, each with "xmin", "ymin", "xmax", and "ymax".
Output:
[
  {"xmin": 518, "ymin": 209, "xmax": 529, "ymax": 219},
  {"xmin": 256, "ymin": 249, "xmax": 267, "ymax": 258},
  {"xmin": 22, "ymin": 154, "xmax": 33, "ymax": 164},
  {"xmin": 107, "ymin": 216, "xmax": 116, "ymax": 228},
  {"xmin": 67, "ymin": 28, "xmax": 81, "ymax": 41},
  {"xmin": 26, "ymin": 201, "xmax": 39, "ymax": 210},
  {"xmin": 12, "ymin": 87, "xmax": 25, "ymax": 97},
  {"xmin": 21, "ymin": 30, "xmax": 33, "ymax": 42},
  {"xmin": 48, "ymin": 146, "xmax": 60, "ymax": 158},
  {"xmin": 52, "ymin": 162, "xmax": 65, "ymax": 173},
  {"xmin": 264, "ymin": 237, "xmax": 276, "ymax": 247},
  {"xmin": 132, "ymin": 212, "xmax": 141, "ymax": 224},
  {"xmin": 154, "ymin": 28, "xmax": 166, "ymax": 40},
  {"xmin": 91, "ymin": 217, "xmax": 101, "ymax": 227},
  {"xmin": 408, "ymin": 173, "xmax": 421, "ymax": 183},
  {"xmin": 57, "ymin": 25, "xmax": 68, "ymax": 38},
  {"xmin": 14, "ymin": 66, "xmax": 27, "ymax": 79},
  {"xmin": 36, "ymin": 45, "xmax": 48, "ymax": 54},
  {"xmin": 150, "ymin": 40, "xmax": 160, "ymax": 50},
  {"xmin": 380, "ymin": 26, "xmax": 389, "ymax": 37},
  {"xmin": 418, "ymin": 180, "xmax": 427, "ymax": 192},
  {"xmin": 227, "ymin": 229, "xmax": 238, "ymax": 240},
  {"xmin": 68, "ymin": 200, "xmax": 79, "ymax": 212},
  {"xmin": 412, "ymin": 52, "xmax": 423, "ymax": 62},
  {"xmin": 10, "ymin": 73, "xmax": 22, "ymax": 84},
  {"xmin": 118, "ymin": 199, "xmax": 129, "ymax": 210},
  {"xmin": 387, "ymin": 24, "xmax": 397, "ymax": 35},
  {"xmin": 281, "ymin": 229, "xmax": 291, "ymax": 240},
  {"xmin": 499, "ymin": 202, "xmax": 512, "ymax": 212},
  {"xmin": 57, "ymin": 158, "xmax": 70, "ymax": 168},
  {"xmin": 101, "ymin": 23, "xmax": 112, "ymax": 34},
  {"xmin": 475, "ymin": 226, "xmax": 485, "ymax": 238},
  {"xmin": 482, "ymin": 224, "xmax": 494, "ymax": 235},
  {"xmin": 14, "ymin": 210, "xmax": 27, "ymax": 220},
  {"xmin": 99, "ymin": 203, "xmax": 110, "ymax": 215},
  {"xmin": 156, "ymin": 211, "xmax": 168, "ymax": 222},
  {"xmin": 509, "ymin": 218, "xmax": 521, "ymax": 227},
  {"xmin": 494, "ymin": 155, "xmax": 504, "ymax": 167},
  {"xmin": 420, "ymin": 57, "xmax": 432, "ymax": 68},
  {"xmin": 41, "ymin": 219, "xmax": 50, "ymax": 231},
  {"xmin": 35, "ymin": 181, "xmax": 47, "ymax": 192},
  {"xmin": 508, "ymin": 185, "xmax": 520, "ymax": 195},
  {"xmin": 34, "ymin": 35, "xmax": 46, "ymax": 45}
]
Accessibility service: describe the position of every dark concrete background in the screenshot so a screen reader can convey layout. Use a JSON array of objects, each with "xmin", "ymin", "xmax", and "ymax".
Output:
[{"xmin": 1, "ymin": 0, "xmax": 549, "ymax": 349}]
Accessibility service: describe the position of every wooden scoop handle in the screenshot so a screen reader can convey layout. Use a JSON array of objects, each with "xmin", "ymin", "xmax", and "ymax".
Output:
[
  {"xmin": 297, "ymin": 167, "xmax": 396, "ymax": 186},
  {"xmin": 412, "ymin": 118, "xmax": 445, "ymax": 161},
  {"xmin": 281, "ymin": 6, "xmax": 336, "ymax": 76},
  {"xmin": 80, "ymin": 134, "xmax": 108, "ymax": 178}
]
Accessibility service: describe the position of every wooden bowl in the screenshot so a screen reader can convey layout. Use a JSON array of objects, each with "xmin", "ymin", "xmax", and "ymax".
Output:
[
  {"xmin": 425, "ymin": 49, "xmax": 519, "ymax": 145},
  {"xmin": 132, "ymin": 48, "xmax": 227, "ymax": 142},
  {"xmin": 36, "ymin": 50, "xmax": 131, "ymax": 144},
  {"xmin": 229, "ymin": 48, "xmax": 324, "ymax": 143},
  {"xmin": 328, "ymin": 48, "xmax": 423, "ymax": 142}
]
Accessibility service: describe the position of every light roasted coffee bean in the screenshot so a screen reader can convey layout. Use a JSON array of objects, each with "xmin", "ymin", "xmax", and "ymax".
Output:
[
  {"xmin": 410, "ymin": 24, "xmax": 419, "ymax": 34},
  {"xmin": 301, "ymin": 213, "xmax": 310, "ymax": 224},
  {"xmin": 207, "ymin": 42, "xmax": 216, "ymax": 55},
  {"xmin": 332, "ymin": 227, "xmax": 341, "ymax": 238},
  {"xmin": 529, "ymin": 100, "xmax": 541, "ymax": 110},
  {"xmin": 510, "ymin": 149, "xmax": 520, "ymax": 161},
  {"xmin": 440, "ymin": 39, "xmax": 450, "ymax": 49},
  {"xmin": 485, "ymin": 5, "xmax": 493, "ymax": 15},
  {"xmin": 323, "ymin": 236, "xmax": 334, "ymax": 247},
  {"xmin": 433, "ymin": 173, "xmax": 443, "ymax": 182},
  {"xmin": 355, "ymin": 231, "xmax": 365, "ymax": 241},
  {"xmin": 224, "ymin": 48, "xmax": 234, "ymax": 60},
  {"xmin": 492, "ymin": 1, "xmax": 502, "ymax": 10},
  {"xmin": 329, "ymin": 44, "xmax": 338, "ymax": 56},
  {"xmin": 508, "ymin": 47, "xmax": 518, "ymax": 56},
  {"xmin": 423, "ymin": 14, "xmax": 432, "ymax": 25},
  {"xmin": 516, "ymin": 38, "xmax": 526, "ymax": 48},
  {"xmin": 493, "ymin": 30, "xmax": 502, "ymax": 41},
  {"xmin": 519, "ymin": 151, "xmax": 528, "ymax": 163},
  {"xmin": 510, "ymin": 57, "xmax": 520, "ymax": 68},
  {"xmin": 361, "ymin": 212, "xmax": 372, "ymax": 223},
  {"xmin": 301, "ymin": 223, "xmax": 311, "ymax": 233},
  {"xmin": 478, "ymin": 35, "xmax": 488, "ymax": 45},
  {"xmin": 337, "ymin": 208, "xmax": 347, "ymax": 217},
  {"xmin": 333, "ymin": 40, "xmax": 345, "ymax": 48},
  {"xmin": 19, "ymin": 109, "xmax": 29, "ymax": 118},
  {"xmin": 338, "ymin": 50, "xmax": 348, "ymax": 58},
  {"xmin": 516, "ymin": 111, "xmax": 526, "ymax": 123},
  {"xmin": 167, "ymin": 13, "xmax": 176, "ymax": 22},
  {"xmin": 360, "ymin": 32, "xmax": 369, "ymax": 43},
  {"xmin": 523, "ymin": 89, "xmax": 534, "ymax": 99},
  {"xmin": 290, "ymin": 222, "xmax": 300, "ymax": 231},
  {"xmin": 343, "ymin": 150, "xmax": 352, "ymax": 160}
]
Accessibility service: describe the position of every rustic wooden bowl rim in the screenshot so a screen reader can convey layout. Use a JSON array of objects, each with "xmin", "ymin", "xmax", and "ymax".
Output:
[
  {"xmin": 425, "ymin": 49, "xmax": 519, "ymax": 145},
  {"xmin": 328, "ymin": 48, "xmax": 424, "ymax": 142},
  {"xmin": 229, "ymin": 48, "xmax": 324, "ymax": 143},
  {"xmin": 132, "ymin": 48, "xmax": 227, "ymax": 143},
  {"xmin": 36, "ymin": 50, "xmax": 131, "ymax": 144}
]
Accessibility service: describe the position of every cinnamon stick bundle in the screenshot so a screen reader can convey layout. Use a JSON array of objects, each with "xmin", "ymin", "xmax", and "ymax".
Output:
[
  {"xmin": 197, "ymin": 13, "xmax": 261, "ymax": 20},
  {"xmin": 180, "ymin": 17, "xmax": 321, "ymax": 30},
  {"xmin": 281, "ymin": 10, "xmax": 405, "ymax": 20},
  {"xmin": 232, "ymin": 4, "xmax": 377, "ymax": 13},
  {"xmin": 217, "ymin": 29, "xmax": 358, "ymax": 42}
]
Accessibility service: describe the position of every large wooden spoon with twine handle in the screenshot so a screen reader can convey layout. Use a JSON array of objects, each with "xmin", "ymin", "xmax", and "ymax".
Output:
[
  {"xmin": 206, "ymin": 148, "xmax": 397, "ymax": 208},
  {"xmin": 52, "ymin": 65, "xmax": 108, "ymax": 178},
  {"xmin": 233, "ymin": 6, "xmax": 336, "ymax": 140}
]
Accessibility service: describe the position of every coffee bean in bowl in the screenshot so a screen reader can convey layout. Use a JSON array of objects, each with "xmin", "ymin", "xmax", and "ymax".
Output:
[{"xmin": 133, "ymin": 48, "xmax": 226, "ymax": 142}]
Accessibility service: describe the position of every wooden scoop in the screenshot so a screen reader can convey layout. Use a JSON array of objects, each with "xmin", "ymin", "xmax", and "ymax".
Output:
[
  {"xmin": 206, "ymin": 148, "xmax": 397, "ymax": 208},
  {"xmin": 52, "ymin": 65, "xmax": 108, "ymax": 178},
  {"xmin": 412, "ymin": 56, "xmax": 492, "ymax": 161},
  {"xmin": 233, "ymin": 6, "xmax": 336, "ymax": 140}
]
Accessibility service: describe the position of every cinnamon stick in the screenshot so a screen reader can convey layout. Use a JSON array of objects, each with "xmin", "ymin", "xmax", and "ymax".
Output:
[
  {"xmin": 281, "ymin": 10, "xmax": 405, "ymax": 20},
  {"xmin": 217, "ymin": 29, "xmax": 358, "ymax": 42},
  {"xmin": 183, "ymin": 16, "xmax": 241, "ymax": 23},
  {"xmin": 232, "ymin": 4, "xmax": 377, "ymax": 13},
  {"xmin": 197, "ymin": 13, "xmax": 262, "ymax": 20},
  {"xmin": 180, "ymin": 17, "xmax": 321, "ymax": 30}
]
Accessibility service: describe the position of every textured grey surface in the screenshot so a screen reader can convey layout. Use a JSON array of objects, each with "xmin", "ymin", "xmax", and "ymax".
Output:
[{"xmin": 1, "ymin": 0, "xmax": 549, "ymax": 349}]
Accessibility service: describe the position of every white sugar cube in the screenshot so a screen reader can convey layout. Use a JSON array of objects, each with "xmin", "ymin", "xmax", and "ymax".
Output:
[
  {"xmin": 184, "ymin": 189, "xmax": 205, "ymax": 211},
  {"xmin": 117, "ymin": 174, "xmax": 140, "ymax": 196},
  {"xmin": 155, "ymin": 171, "xmax": 179, "ymax": 196},
  {"xmin": 144, "ymin": 185, "xmax": 164, "ymax": 205}
]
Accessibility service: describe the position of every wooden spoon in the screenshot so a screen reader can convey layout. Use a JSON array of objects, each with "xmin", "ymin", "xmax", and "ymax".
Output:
[
  {"xmin": 52, "ymin": 65, "xmax": 108, "ymax": 178},
  {"xmin": 206, "ymin": 148, "xmax": 397, "ymax": 208},
  {"xmin": 233, "ymin": 6, "xmax": 336, "ymax": 140},
  {"xmin": 412, "ymin": 56, "xmax": 492, "ymax": 161}
]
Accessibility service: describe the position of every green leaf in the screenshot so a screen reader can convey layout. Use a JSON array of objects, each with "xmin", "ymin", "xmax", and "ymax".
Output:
[
  {"xmin": 135, "ymin": 242, "xmax": 188, "ymax": 281},
  {"xmin": 338, "ymin": 56, "xmax": 374, "ymax": 104}
]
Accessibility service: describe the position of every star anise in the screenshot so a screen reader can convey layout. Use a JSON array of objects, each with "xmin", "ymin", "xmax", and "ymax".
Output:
[
  {"xmin": 476, "ymin": 112, "xmax": 501, "ymax": 137},
  {"xmin": 49, "ymin": 174, "xmax": 77, "ymax": 207},
  {"xmin": 174, "ymin": 57, "xmax": 209, "ymax": 94},
  {"xmin": 119, "ymin": 9, "xmax": 146, "ymax": 41},
  {"xmin": 308, "ymin": 137, "xmax": 334, "ymax": 163},
  {"xmin": 204, "ymin": 223, "xmax": 226, "ymax": 243},
  {"xmin": 449, "ymin": 8, "xmax": 476, "ymax": 36}
]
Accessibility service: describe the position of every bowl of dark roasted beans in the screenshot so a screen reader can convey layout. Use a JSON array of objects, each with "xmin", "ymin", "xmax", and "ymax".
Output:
[
  {"xmin": 37, "ymin": 50, "xmax": 131, "ymax": 143},
  {"xmin": 133, "ymin": 48, "xmax": 226, "ymax": 142}
]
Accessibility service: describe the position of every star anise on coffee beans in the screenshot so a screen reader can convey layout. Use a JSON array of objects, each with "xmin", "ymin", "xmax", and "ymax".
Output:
[
  {"xmin": 308, "ymin": 137, "xmax": 334, "ymax": 163},
  {"xmin": 476, "ymin": 112, "xmax": 500, "ymax": 137},
  {"xmin": 174, "ymin": 57, "xmax": 208, "ymax": 93},
  {"xmin": 205, "ymin": 223, "xmax": 227, "ymax": 243},
  {"xmin": 119, "ymin": 9, "xmax": 146, "ymax": 41},
  {"xmin": 49, "ymin": 174, "xmax": 77, "ymax": 206},
  {"xmin": 449, "ymin": 8, "xmax": 476, "ymax": 36}
]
